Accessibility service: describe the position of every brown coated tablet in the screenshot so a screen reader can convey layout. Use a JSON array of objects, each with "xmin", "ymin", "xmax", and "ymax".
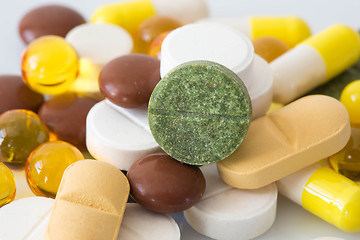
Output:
[
  {"xmin": 38, "ymin": 93, "xmax": 97, "ymax": 151},
  {"xmin": 127, "ymin": 153, "xmax": 206, "ymax": 213},
  {"xmin": 19, "ymin": 5, "xmax": 85, "ymax": 44},
  {"xmin": 99, "ymin": 54, "xmax": 161, "ymax": 108},
  {"xmin": 0, "ymin": 75, "xmax": 44, "ymax": 114}
]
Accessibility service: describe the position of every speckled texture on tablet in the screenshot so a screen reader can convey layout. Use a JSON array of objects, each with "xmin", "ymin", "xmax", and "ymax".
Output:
[{"xmin": 148, "ymin": 60, "xmax": 252, "ymax": 165}]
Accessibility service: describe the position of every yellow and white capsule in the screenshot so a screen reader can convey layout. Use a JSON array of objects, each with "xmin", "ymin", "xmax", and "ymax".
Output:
[
  {"xmin": 198, "ymin": 16, "xmax": 311, "ymax": 48},
  {"xmin": 277, "ymin": 164, "xmax": 360, "ymax": 232},
  {"xmin": 271, "ymin": 24, "xmax": 360, "ymax": 104},
  {"xmin": 91, "ymin": 0, "xmax": 208, "ymax": 36}
]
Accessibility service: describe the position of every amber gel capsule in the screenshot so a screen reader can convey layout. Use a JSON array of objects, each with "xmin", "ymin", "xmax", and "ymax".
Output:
[
  {"xmin": 26, "ymin": 141, "xmax": 84, "ymax": 198},
  {"xmin": 21, "ymin": 35, "xmax": 79, "ymax": 95},
  {"xmin": 0, "ymin": 110, "xmax": 49, "ymax": 165},
  {"xmin": 0, "ymin": 163, "xmax": 16, "ymax": 207}
]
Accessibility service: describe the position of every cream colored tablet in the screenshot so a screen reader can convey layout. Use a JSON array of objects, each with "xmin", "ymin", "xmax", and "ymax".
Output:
[
  {"xmin": 86, "ymin": 100, "xmax": 160, "ymax": 170},
  {"xmin": 217, "ymin": 95, "xmax": 351, "ymax": 189},
  {"xmin": 45, "ymin": 160, "xmax": 129, "ymax": 240},
  {"xmin": 0, "ymin": 197, "xmax": 54, "ymax": 240},
  {"xmin": 184, "ymin": 164, "xmax": 277, "ymax": 240},
  {"xmin": 118, "ymin": 203, "xmax": 180, "ymax": 240}
]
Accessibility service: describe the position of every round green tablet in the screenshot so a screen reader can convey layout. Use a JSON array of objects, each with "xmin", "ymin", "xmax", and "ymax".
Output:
[{"xmin": 148, "ymin": 60, "xmax": 252, "ymax": 165}]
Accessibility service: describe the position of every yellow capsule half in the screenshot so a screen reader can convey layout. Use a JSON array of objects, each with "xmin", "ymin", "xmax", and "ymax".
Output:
[
  {"xmin": 303, "ymin": 24, "xmax": 360, "ymax": 81},
  {"xmin": 302, "ymin": 167, "xmax": 360, "ymax": 232},
  {"xmin": 91, "ymin": 0, "xmax": 156, "ymax": 36},
  {"xmin": 250, "ymin": 16, "xmax": 311, "ymax": 48}
]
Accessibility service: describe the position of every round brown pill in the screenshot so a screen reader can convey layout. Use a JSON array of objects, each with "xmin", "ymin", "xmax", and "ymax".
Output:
[
  {"xmin": 38, "ymin": 92, "xmax": 98, "ymax": 151},
  {"xmin": 0, "ymin": 75, "xmax": 44, "ymax": 114},
  {"xmin": 99, "ymin": 54, "xmax": 161, "ymax": 108},
  {"xmin": 19, "ymin": 5, "xmax": 86, "ymax": 44},
  {"xmin": 127, "ymin": 153, "xmax": 206, "ymax": 213}
]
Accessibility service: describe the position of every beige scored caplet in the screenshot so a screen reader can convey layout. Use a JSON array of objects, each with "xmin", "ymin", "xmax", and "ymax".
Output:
[
  {"xmin": 45, "ymin": 160, "xmax": 129, "ymax": 240},
  {"xmin": 217, "ymin": 95, "xmax": 351, "ymax": 189}
]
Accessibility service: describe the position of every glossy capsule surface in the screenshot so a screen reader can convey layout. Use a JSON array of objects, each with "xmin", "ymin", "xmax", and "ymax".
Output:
[
  {"xmin": 340, "ymin": 80, "xmax": 360, "ymax": 126},
  {"xmin": 0, "ymin": 163, "xmax": 16, "ymax": 207},
  {"xmin": 0, "ymin": 110, "xmax": 49, "ymax": 165},
  {"xmin": 26, "ymin": 141, "xmax": 84, "ymax": 198},
  {"xmin": 134, "ymin": 16, "xmax": 181, "ymax": 53},
  {"xmin": 21, "ymin": 35, "xmax": 79, "ymax": 95},
  {"xmin": 328, "ymin": 127, "xmax": 360, "ymax": 181}
]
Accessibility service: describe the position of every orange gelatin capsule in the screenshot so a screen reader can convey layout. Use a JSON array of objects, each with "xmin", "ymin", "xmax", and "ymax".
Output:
[
  {"xmin": 0, "ymin": 163, "xmax": 16, "ymax": 207},
  {"xmin": 26, "ymin": 141, "xmax": 84, "ymax": 198},
  {"xmin": 134, "ymin": 16, "xmax": 181, "ymax": 53}
]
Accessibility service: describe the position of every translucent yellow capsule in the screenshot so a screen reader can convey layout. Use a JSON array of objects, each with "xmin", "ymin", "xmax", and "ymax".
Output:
[
  {"xmin": 25, "ymin": 141, "xmax": 84, "ymax": 198},
  {"xmin": 0, "ymin": 163, "xmax": 16, "ymax": 207},
  {"xmin": 21, "ymin": 35, "xmax": 79, "ymax": 95},
  {"xmin": 340, "ymin": 80, "xmax": 360, "ymax": 126},
  {"xmin": 328, "ymin": 127, "xmax": 360, "ymax": 181},
  {"xmin": 69, "ymin": 58, "xmax": 103, "ymax": 100}
]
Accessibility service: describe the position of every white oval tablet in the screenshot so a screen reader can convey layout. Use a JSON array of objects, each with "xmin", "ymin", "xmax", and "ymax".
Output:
[
  {"xmin": 118, "ymin": 203, "xmax": 180, "ymax": 240},
  {"xmin": 66, "ymin": 23, "xmax": 133, "ymax": 65},
  {"xmin": 184, "ymin": 164, "xmax": 277, "ymax": 240},
  {"xmin": 86, "ymin": 100, "xmax": 160, "ymax": 170},
  {"xmin": 0, "ymin": 197, "xmax": 54, "ymax": 240},
  {"xmin": 160, "ymin": 22, "xmax": 255, "ymax": 90}
]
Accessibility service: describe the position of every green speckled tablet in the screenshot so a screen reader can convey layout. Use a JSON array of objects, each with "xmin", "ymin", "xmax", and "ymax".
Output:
[{"xmin": 148, "ymin": 60, "xmax": 252, "ymax": 165}]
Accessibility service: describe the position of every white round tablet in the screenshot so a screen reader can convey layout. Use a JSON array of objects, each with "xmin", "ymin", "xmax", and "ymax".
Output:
[
  {"xmin": 118, "ymin": 203, "xmax": 180, "ymax": 240},
  {"xmin": 184, "ymin": 164, "xmax": 278, "ymax": 240},
  {"xmin": 86, "ymin": 100, "xmax": 160, "ymax": 170},
  {"xmin": 0, "ymin": 197, "xmax": 54, "ymax": 240},
  {"xmin": 66, "ymin": 23, "xmax": 133, "ymax": 65},
  {"xmin": 160, "ymin": 22, "xmax": 255, "ymax": 90}
]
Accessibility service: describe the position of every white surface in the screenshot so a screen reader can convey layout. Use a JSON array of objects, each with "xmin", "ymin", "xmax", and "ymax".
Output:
[
  {"xmin": 248, "ymin": 54, "xmax": 273, "ymax": 119},
  {"xmin": 66, "ymin": 22, "xmax": 133, "ymax": 65},
  {"xmin": 185, "ymin": 164, "xmax": 277, "ymax": 240},
  {"xmin": 160, "ymin": 22, "xmax": 255, "ymax": 89},
  {"xmin": 2, "ymin": 0, "xmax": 360, "ymax": 240},
  {"xmin": 86, "ymin": 100, "xmax": 160, "ymax": 170},
  {"xmin": 118, "ymin": 203, "xmax": 180, "ymax": 240},
  {"xmin": 271, "ymin": 43, "xmax": 327, "ymax": 103},
  {"xmin": 0, "ymin": 197, "xmax": 54, "ymax": 240},
  {"xmin": 106, "ymin": 99, "xmax": 151, "ymax": 134},
  {"xmin": 0, "ymin": 198, "xmax": 180, "ymax": 240},
  {"xmin": 277, "ymin": 163, "xmax": 321, "ymax": 206}
]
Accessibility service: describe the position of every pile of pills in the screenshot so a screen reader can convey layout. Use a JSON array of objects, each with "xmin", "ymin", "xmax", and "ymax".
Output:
[{"xmin": 1, "ymin": 0, "xmax": 360, "ymax": 239}]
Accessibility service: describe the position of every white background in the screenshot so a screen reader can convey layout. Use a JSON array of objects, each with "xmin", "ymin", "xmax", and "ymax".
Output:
[{"xmin": 2, "ymin": 0, "xmax": 360, "ymax": 239}]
